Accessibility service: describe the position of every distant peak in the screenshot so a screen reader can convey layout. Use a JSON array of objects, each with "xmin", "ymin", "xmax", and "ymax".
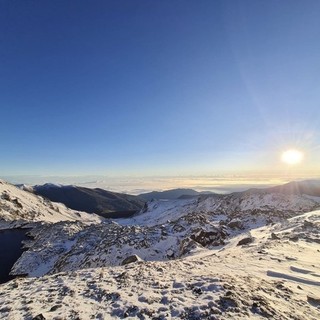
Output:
[{"xmin": 35, "ymin": 183, "xmax": 63, "ymax": 189}]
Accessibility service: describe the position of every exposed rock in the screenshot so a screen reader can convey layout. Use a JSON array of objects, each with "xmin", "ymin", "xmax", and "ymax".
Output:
[
  {"xmin": 307, "ymin": 295, "xmax": 320, "ymax": 306},
  {"xmin": 166, "ymin": 249, "xmax": 175, "ymax": 258},
  {"xmin": 50, "ymin": 305, "xmax": 62, "ymax": 312},
  {"xmin": 121, "ymin": 255, "xmax": 142, "ymax": 266},
  {"xmin": 32, "ymin": 314, "xmax": 46, "ymax": 320},
  {"xmin": 179, "ymin": 237, "xmax": 202, "ymax": 256},
  {"xmin": 271, "ymin": 232, "xmax": 280, "ymax": 240},
  {"xmin": 190, "ymin": 228, "xmax": 226, "ymax": 247},
  {"xmin": 237, "ymin": 237, "xmax": 254, "ymax": 246},
  {"xmin": 192, "ymin": 287, "xmax": 203, "ymax": 295},
  {"xmin": 227, "ymin": 219, "xmax": 243, "ymax": 229},
  {"xmin": 219, "ymin": 295, "xmax": 239, "ymax": 309},
  {"xmin": 303, "ymin": 220, "xmax": 314, "ymax": 228},
  {"xmin": 289, "ymin": 235, "xmax": 299, "ymax": 242},
  {"xmin": 2, "ymin": 192, "xmax": 11, "ymax": 201},
  {"xmin": 12, "ymin": 198, "xmax": 23, "ymax": 209}
]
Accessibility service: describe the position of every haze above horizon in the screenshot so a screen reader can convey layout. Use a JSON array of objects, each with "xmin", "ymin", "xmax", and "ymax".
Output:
[{"xmin": 1, "ymin": 0, "xmax": 320, "ymax": 179}]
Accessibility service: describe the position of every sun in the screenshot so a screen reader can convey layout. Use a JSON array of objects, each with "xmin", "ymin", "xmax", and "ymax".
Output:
[{"xmin": 281, "ymin": 149, "xmax": 304, "ymax": 165}]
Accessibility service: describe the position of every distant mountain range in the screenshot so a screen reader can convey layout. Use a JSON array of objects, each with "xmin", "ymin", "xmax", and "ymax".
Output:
[
  {"xmin": 240, "ymin": 180, "xmax": 320, "ymax": 197},
  {"xmin": 138, "ymin": 188, "xmax": 213, "ymax": 201},
  {"xmin": 27, "ymin": 186, "xmax": 215, "ymax": 217},
  {"xmin": 31, "ymin": 184, "xmax": 145, "ymax": 219},
  {"xmin": 266, "ymin": 180, "xmax": 320, "ymax": 197}
]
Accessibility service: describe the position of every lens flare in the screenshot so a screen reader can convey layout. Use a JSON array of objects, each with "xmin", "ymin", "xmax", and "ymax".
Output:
[{"xmin": 281, "ymin": 149, "xmax": 304, "ymax": 165}]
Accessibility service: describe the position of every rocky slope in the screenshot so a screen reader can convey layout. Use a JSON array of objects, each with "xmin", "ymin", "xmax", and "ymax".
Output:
[
  {"xmin": 10, "ymin": 190, "xmax": 320, "ymax": 277},
  {"xmin": 1, "ymin": 209, "xmax": 320, "ymax": 319}
]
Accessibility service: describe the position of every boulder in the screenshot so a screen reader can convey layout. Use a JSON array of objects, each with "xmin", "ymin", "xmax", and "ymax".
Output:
[
  {"xmin": 190, "ymin": 228, "xmax": 227, "ymax": 247},
  {"xmin": 32, "ymin": 315, "xmax": 46, "ymax": 320},
  {"xmin": 227, "ymin": 219, "xmax": 243, "ymax": 229},
  {"xmin": 166, "ymin": 249, "xmax": 175, "ymax": 258},
  {"xmin": 237, "ymin": 237, "xmax": 254, "ymax": 246},
  {"xmin": 307, "ymin": 295, "xmax": 320, "ymax": 306},
  {"xmin": 121, "ymin": 255, "xmax": 142, "ymax": 266},
  {"xmin": 271, "ymin": 232, "xmax": 280, "ymax": 240},
  {"xmin": 179, "ymin": 237, "xmax": 202, "ymax": 257}
]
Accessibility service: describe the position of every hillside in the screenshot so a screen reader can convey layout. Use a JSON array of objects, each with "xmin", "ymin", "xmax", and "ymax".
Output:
[
  {"xmin": 32, "ymin": 184, "xmax": 145, "ymax": 218},
  {"xmin": 0, "ymin": 180, "xmax": 101, "ymax": 228},
  {"xmin": 266, "ymin": 179, "xmax": 320, "ymax": 197},
  {"xmin": 139, "ymin": 188, "xmax": 212, "ymax": 201}
]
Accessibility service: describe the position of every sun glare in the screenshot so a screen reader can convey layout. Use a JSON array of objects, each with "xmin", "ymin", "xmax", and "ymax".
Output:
[{"xmin": 281, "ymin": 149, "xmax": 304, "ymax": 165}]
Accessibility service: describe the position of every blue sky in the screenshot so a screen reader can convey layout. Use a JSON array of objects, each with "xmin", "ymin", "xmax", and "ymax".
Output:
[{"xmin": 1, "ymin": 0, "xmax": 320, "ymax": 179}]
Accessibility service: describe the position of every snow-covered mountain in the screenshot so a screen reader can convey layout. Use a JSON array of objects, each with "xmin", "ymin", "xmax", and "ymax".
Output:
[
  {"xmin": 0, "ymin": 179, "xmax": 101, "ymax": 228},
  {"xmin": 1, "ymin": 179, "xmax": 320, "ymax": 319},
  {"xmin": 10, "ymin": 190, "xmax": 320, "ymax": 277}
]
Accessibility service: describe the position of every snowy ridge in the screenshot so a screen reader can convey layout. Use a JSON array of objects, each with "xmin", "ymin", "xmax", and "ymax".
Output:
[
  {"xmin": 0, "ymin": 180, "xmax": 101, "ymax": 228},
  {"xmin": 123, "ymin": 191, "xmax": 320, "ymax": 227}
]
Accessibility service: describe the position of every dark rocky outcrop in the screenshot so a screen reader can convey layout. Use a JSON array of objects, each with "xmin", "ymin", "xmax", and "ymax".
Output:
[
  {"xmin": 190, "ymin": 228, "xmax": 227, "ymax": 247},
  {"xmin": 237, "ymin": 237, "xmax": 254, "ymax": 246},
  {"xmin": 121, "ymin": 255, "xmax": 142, "ymax": 266}
]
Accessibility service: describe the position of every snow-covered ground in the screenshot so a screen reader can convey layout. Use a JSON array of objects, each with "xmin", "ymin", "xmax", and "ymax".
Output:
[
  {"xmin": 9, "ymin": 190, "xmax": 319, "ymax": 277},
  {"xmin": 1, "ymin": 210, "xmax": 319, "ymax": 319},
  {"xmin": 1, "ymin": 179, "xmax": 320, "ymax": 319}
]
